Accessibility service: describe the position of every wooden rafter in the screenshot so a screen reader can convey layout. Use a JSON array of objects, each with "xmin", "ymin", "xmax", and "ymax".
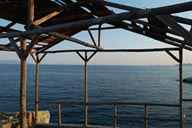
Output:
[
  {"xmin": 47, "ymin": 31, "xmax": 102, "ymax": 49},
  {"xmin": 165, "ymin": 50, "xmax": 180, "ymax": 63},
  {"xmin": 8, "ymin": 37, "xmax": 21, "ymax": 58},
  {"xmin": 0, "ymin": 22, "xmax": 16, "ymax": 33},
  {"xmin": 26, "ymin": 35, "xmax": 40, "ymax": 55},
  {"xmin": 157, "ymin": 15, "xmax": 192, "ymax": 45},
  {"xmin": 1, "ymin": 1, "xmax": 191, "ymax": 39},
  {"xmin": 28, "ymin": 0, "xmax": 35, "ymax": 29},
  {"xmin": 33, "ymin": 0, "xmax": 87, "ymax": 26},
  {"xmin": 111, "ymin": 22, "xmax": 192, "ymax": 50}
]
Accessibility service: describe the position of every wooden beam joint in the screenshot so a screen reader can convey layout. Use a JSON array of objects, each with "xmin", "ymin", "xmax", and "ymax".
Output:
[{"xmin": 165, "ymin": 50, "xmax": 180, "ymax": 63}]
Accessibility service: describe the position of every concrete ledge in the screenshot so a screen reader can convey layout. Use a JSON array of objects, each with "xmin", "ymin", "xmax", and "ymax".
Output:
[{"xmin": 36, "ymin": 123, "xmax": 113, "ymax": 128}]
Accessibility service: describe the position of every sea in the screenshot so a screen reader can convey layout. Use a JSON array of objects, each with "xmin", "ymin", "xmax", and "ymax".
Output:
[{"xmin": 0, "ymin": 64, "xmax": 192, "ymax": 128}]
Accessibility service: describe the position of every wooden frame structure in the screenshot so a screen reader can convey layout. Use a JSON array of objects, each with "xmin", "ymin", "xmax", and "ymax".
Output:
[{"xmin": 0, "ymin": 0, "xmax": 192, "ymax": 128}]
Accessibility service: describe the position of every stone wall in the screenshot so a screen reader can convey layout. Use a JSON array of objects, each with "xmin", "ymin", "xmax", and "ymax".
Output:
[{"xmin": 0, "ymin": 110, "xmax": 50, "ymax": 128}]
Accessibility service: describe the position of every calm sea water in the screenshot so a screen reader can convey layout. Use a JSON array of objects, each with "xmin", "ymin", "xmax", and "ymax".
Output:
[{"xmin": 0, "ymin": 64, "xmax": 192, "ymax": 128}]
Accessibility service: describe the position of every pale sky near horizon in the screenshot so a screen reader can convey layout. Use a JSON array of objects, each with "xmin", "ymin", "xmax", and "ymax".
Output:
[{"xmin": 0, "ymin": 0, "xmax": 192, "ymax": 65}]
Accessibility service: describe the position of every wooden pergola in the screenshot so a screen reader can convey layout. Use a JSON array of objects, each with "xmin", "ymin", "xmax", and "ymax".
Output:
[{"xmin": 0, "ymin": 0, "xmax": 192, "ymax": 128}]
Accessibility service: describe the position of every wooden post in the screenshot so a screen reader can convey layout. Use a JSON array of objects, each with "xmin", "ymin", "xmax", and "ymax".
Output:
[
  {"xmin": 58, "ymin": 103, "xmax": 62, "ymax": 126},
  {"xmin": 76, "ymin": 51, "xmax": 97, "ymax": 127},
  {"xmin": 28, "ymin": 0, "xmax": 34, "ymax": 29},
  {"xmin": 98, "ymin": 24, "xmax": 101, "ymax": 47},
  {"xmin": 84, "ymin": 51, "xmax": 88, "ymax": 127},
  {"xmin": 35, "ymin": 55, "xmax": 39, "ymax": 124},
  {"xmin": 144, "ymin": 105, "xmax": 148, "ymax": 128},
  {"xmin": 179, "ymin": 48, "xmax": 184, "ymax": 128},
  {"xmin": 20, "ymin": 39, "xmax": 27, "ymax": 128},
  {"xmin": 113, "ymin": 104, "xmax": 117, "ymax": 128}
]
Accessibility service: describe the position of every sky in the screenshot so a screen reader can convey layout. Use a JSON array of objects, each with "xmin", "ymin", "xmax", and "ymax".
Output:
[{"xmin": 0, "ymin": 0, "xmax": 192, "ymax": 65}]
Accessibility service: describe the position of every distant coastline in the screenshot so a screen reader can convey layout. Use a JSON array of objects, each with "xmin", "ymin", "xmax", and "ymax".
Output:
[
  {"xmin": 0, "ymin": 60, "xmax": 192, "ymax": 66},
  {"xmin": 175, "ymin": 63, "xmax": 192, "ymax": 66},
  {"xmin": 0, "ymin": 60, "xmax": 19, "ymax": 64}
]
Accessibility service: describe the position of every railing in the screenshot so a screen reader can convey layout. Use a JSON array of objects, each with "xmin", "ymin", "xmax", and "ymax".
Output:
[{"xmin": 39, "ymin": 101, "xmax": 180, "ymax": 128}]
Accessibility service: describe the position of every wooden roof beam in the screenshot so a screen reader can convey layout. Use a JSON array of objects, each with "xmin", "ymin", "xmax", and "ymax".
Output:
[
  {"xmin": 33, "ymin": 0, "xmax": 87, "ymax": 26},
  {"xmin": 111, "ymin": 22, "xmax": 192, "ymax": 50},
  {"xmin": 0, "ymin": 21, "xmax": 16, "ymax": 33},
  {"xmin": 157, "ymin": 15, "xmax": 192, "ymax": 46},
  {"xmin": 38, "ymin": 48, "xmax": 180, "ymax": 54},
  {"xmin": 25, "ymin": 35, "xmax": 40, "ymax": 55},
  {"xmin": 8, "ymin": 37, "xmax": 21, "ymax": 58},
  {"xmin": 1, "ymin": 2, "xmax": 192, "ymax": 38},
  {"xmin": 0, "ymin": 44, "xmax": 15, "ymax": 51},
  {"xmin": 171, "ymin": 16, "xmax": 192, "ymax": 26},
  {"xmin": 47, "ymin": 31, "xmax": 103, "ymax": 50},
  {"xmin": 27, "ymin": 0, "xmax": 35, "ymax": 29},
  {"xmin": 97, "ymin": 0, "xmax": 192, "ymax": 15}
]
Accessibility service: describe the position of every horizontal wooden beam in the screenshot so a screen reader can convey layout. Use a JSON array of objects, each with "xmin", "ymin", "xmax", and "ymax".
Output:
[
  {"xmin": 38, "ymin": 48, "xmax": 180, "ymax": 54},
  {"xmin": 0, "ymin": 22, "xmax": 16, "ymax": 33},
  {"xmin": 0, "ymin": 44, "xmax": 15, "ymax": 51}
]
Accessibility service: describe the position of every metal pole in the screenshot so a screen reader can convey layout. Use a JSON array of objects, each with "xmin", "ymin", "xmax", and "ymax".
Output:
[
  {"xmin": 35, "ymin": 56, "xmax": 39, "ymax": 124},
  {"xmin": 144, "ymin": 105, "xmax": 148, "ymax": 128},
  {"xmin": 20, "ymin": 39, "xmax": 27, "ymax": 128},
  {"xmin": 113, "ymin": 104, "xmax": 117, "ymax": 128},
  {"xmin": 85, "ymin": 51, "xmax": 88, "ymax": 127},
  {"xmin": 179, "ymin": 48, "xmax": 184, "ymax": 128},
  {"xmin": 58, "ymin": 103, "xmax": 62, "ymax": 126}
]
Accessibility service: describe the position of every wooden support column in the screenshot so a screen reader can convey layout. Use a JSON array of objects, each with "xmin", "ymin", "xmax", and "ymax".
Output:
[
  {"xmin": 179, "ymin": 48, "xmax": 184, "ymax": 128},
  {"xmin": 35, "ymin": 55, "xmax": 39, "ymax": 124},
  {"xmin": 84, "ymin": 51, "xmax": 88, "ymax": 127},
  {"xmin": 76, "ymin": 51, "xmax": 97, "ymax": 128},
  {"xmin": 20, "ymin": 39, "xmax": 27, "ymax": 128},
  {"xmin": 31, "ymin": 53, "xmax": 47, "ymax": 125},
  {"xmin": 165, "ymin": 48, "xmax": 184, "ymax": 128},
  {"xmin": 28, "ymin": 0, "xmax": 35, "ymax": 29},
  {"xmin": 98, "ymin": 24, "xmax": 102, "ymax": 47}
]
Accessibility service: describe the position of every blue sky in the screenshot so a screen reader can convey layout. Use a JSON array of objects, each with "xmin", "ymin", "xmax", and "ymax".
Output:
[{"xmin": 0, "ymin": 0, "xmax": 192, "ymax": 65}]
